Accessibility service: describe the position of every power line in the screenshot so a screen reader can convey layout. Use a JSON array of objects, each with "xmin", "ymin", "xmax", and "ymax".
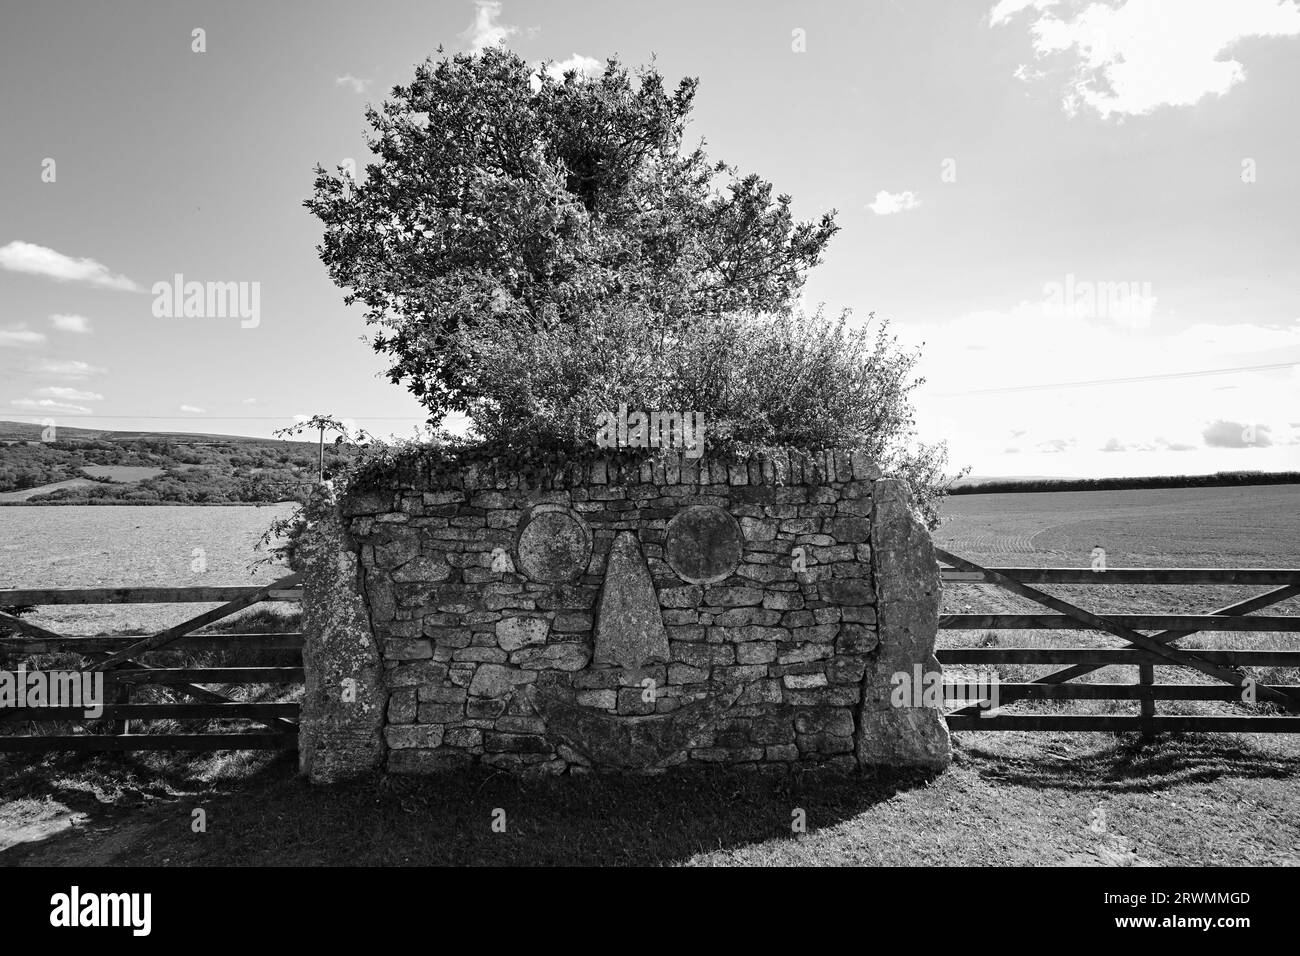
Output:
[
  {"xmin": 939, "ymin": 360, "xmax": 1300, "ymax": 396},
  {"xmin": 11, "ymin": 360, "xmax": 1297, "ymax": 411}
]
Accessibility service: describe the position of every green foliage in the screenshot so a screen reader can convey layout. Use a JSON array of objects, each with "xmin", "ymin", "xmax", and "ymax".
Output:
[
  {"xmin": 272, "ymin": 415, "xmax": 370, "ymax": 484},
  {"xmin": 454, "ymin": 303, "xmax": 961, "ymax": 526},
  {"xmin": 257, "ymin": 420, "xmax": 457, "ymax": 571},
  {"xmin": 305, "ymin": 46, "xmax": 962, "ymax": 524},
  {"xmin": 306, "ymin": 46, "xmax": 837, "ymax": 422},
  {"xmin": 2, "ymin": 437, "xmax": 321, "ymax": 504},
  {"xmin": 461, "ymin": 305, "xmax": 902, "ymax": 451},
  {"xmin": 0, "ymin": 442, "xmax": 73, "ymax": 493}
]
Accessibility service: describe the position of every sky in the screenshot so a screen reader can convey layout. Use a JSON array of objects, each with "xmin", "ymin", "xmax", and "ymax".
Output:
[{"xmin": 1, "ymin": 0, "xmax": 1297, "ymax": 478}]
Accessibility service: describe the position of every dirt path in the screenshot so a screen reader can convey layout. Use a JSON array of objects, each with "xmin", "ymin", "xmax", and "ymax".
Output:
[{"xmin": 0, "ymin": 798, "xmax": 160, "ymax": 866}]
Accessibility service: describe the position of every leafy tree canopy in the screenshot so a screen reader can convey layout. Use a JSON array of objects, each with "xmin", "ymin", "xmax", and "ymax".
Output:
[{"xmin": 307, "ymin": 47, "xmax": 838, "ymax": 421}]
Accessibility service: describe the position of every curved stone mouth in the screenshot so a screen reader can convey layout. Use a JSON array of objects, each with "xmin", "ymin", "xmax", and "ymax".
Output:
[{"xmin": 526, "ymin": 681, "xmax": 751, "ymax": 770}]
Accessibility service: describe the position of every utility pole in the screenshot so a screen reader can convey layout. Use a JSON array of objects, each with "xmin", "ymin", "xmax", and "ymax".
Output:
[{"xmin": 317, "ymin": 423, "xmax": 325, "ymax": 484}]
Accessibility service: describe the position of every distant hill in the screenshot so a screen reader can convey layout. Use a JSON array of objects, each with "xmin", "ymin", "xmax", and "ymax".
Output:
[
  {"xmin": 0, "ymin": 420, "xmax": 301, "ymax": 445},
  {"xmin": 951, "ymin": 474, "xmax": 1081, "ymax": 487},
  {"xmin": 0, "ymin": 421, "xmax": 111, "ymax": 442},
  {"xmin": 7, "ymin": 421, "xmax": 1294, "ymax": 503},
  {"xmin": 948, "ymin": 471, "xmax": 1300, "ymax": 495},
  {"xmin": 0, "ymin": 421, "xmax": 331, "ymax": 504}
]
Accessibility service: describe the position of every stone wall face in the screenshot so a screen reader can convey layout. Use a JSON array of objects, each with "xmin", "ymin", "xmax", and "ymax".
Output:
[
  {"xmin": 298, "ymin": 484, "xmax": 386, "ymax": 784},
  {"xmin": 335, "ymin": 449, "xmax": 949, "ymax": 776}
]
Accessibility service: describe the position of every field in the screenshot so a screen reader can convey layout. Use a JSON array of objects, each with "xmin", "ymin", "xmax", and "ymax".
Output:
[
  {"xmin": 0, "ymin": 504, "xmax": 298, "ymax": 635},
  {"xmin": 936, "ymin": 483, "xmax": 1300, "ymax": 565},
  {"xmin": 0, "ymin": 423, "xmax": 321, "ymax": 503},
  {"xmin": 0, "ymin": 466, "xmax": 168, "ymax": 502},
  {"xmin": 0, "ymin": 487, "xmax": 1297, "ymax": 866},
  {"xmin": 0, "ymin": 479, "xmax": 98, "ymax": 504},
  {"xmin": 935, "ymin": 484, "xmax": 1300, "ymax": 715},
  {"xmin": 79, "ymin": 466, "xmax": 166, "ymax": 482}
]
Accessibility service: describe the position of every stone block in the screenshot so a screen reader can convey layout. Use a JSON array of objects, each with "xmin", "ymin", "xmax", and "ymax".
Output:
[
  {"xmin": 496, "ymin": 616, "xmax": 550, "ymax": 651},
  {"xmin": 385, "ymin": 724, "xmax": 445, "ymax": 749}
]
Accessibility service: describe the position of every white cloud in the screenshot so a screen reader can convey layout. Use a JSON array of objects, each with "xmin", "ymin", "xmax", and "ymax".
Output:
[
  {"xmin": 179, "ymin": 405, "xmax": 206, "ymax": 414},
  {"xmin": 1040, "ymin": 274, "xmax": 1158, "ymax": 328},
  {"xmin": 1013, "ymin": 63, "xmax": 1047, "ymax": 83},
  {"xmin": 1203, "ymin": 419, "xmax": 1270, "ymax": 448},
  {"xmin": 990, "ymin": 0, "xmax": 1059, "ymax": 26},
  {"xmin": 992, "ymin": 0, "xmax": 1300, "ymax": 119},
  {"xmin": 910, "ymin": 299, "xmax": 1300, "ymax": 477},
  {"xmin": 868, "ymin": 190, "xmax": 921, "ymax": 215},
  {"xmin": 35, "ymin": 386, "xmax": 103, "ymax": 401},
  {"xmin": 921, "ymin": 304, "xmax": 1299, "ymax": 397},
  {"xmin": 242, "ymin": 397, "xmax": 259, "ymax": 405},
  {"xmin": 11, "ymin": 398, "xmax": 92, "ymax": 415},
  {"xmin": 1036, "ymin": 438, "xmax": 1077, "ymax": 453},
  {"xmin": 541, "ymin": 54, "xmax": 603, "ymax": 82},
  {"xmin": 335, "ymin": 74, "xmax": 371, "ymax": 94},
  {"xmin": 462, "ymin": 1, "xmax": 516, "ymax": 52},
  {"xmin": 1101, "ymin": 436, "xmax": 1198, "ymax": 452},
  {"xmin": 33, "ymin": 358, "xmax": 106, "ymax": 378},
  {"xmin": 1168, "ymin": 321, "xmax": 1300, "ymax": 355},
  {"xmin": 0, "ymin": 241, "xmax": 143, "ymax": 291},
  {"xmin": 49, "ymin": 313, "xmax": 91, "ymax": 334},
  {"xmin": 0, "ymin": 325, "xmax": 47, "ymax": 347}
]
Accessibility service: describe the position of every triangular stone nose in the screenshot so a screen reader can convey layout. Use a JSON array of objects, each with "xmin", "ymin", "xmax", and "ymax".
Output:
[{"xmin": 593, "ymin": 531, "xmax": 670, "ymax": 669}]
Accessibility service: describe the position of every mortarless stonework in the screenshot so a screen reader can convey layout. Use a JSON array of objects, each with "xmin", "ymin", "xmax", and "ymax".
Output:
[
  {"xmin": 310, "ymin": 449, "xmax": 950, "ymax": 777},
  {"xmin": 855, "ymin": 478, "xmax": 951, "ymax": 769},
  {"xmin": 298, "ymin": 484, "xmax": 386, "ymax": 783}
]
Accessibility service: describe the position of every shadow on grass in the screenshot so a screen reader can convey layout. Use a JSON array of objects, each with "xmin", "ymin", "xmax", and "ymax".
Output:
[
  {"xmin": 0, "ymin": 754, "xmax": 940, "ymax": 866},
  {"xmin": 957, "ymin": 731, "xmax": 1300, "ymax": 793}
]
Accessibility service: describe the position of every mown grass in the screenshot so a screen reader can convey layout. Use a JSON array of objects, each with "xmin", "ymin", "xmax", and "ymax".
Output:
[
  {"xmin": 3, "ymin": 486, "xmax": 1298, "ymax": 865},
  {"xmin": 1, "ymin": 729, "xmax": 1297, "ymax": 866},
  {"xmin": 3, "ymin": 603, "xmax": 1299, "ymax": 865}
]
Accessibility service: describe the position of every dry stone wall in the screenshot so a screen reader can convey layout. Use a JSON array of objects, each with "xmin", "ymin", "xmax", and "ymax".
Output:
[{"xmin": 303, "ymin": 449, "xmax": 950, "ymax": 779}]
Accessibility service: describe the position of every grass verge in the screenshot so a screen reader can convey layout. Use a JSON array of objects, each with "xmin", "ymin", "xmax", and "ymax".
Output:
[{"xmin": 1, "ymin": 730, "xmax": 1297, "ymax": 866}]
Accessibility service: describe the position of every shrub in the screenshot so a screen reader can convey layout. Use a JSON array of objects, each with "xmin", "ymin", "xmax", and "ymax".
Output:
[
  {"xmin": 453, "ymin": 303, "xmax": 960, "ymax": 526},
  {"xmin": 306, "ymin": 47, "xmax": 837, "ymax": 422},
  {"xmin": 304, "ymin": 47, "xmax": 963, "ymax": 527}
]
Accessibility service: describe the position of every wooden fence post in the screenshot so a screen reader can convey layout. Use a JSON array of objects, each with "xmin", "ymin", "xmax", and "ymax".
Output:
[
  {"xmin": 1139, "ymin": 662, "xmax": 1155, "ymax": 737},
  {"xmin": 105, "ymin": 674, "xmax": 130, "ymax": 755}
]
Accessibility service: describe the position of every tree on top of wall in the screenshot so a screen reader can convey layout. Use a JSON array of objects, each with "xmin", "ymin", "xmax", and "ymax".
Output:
[
  {"xmin": 306, "ymin": 46, "xmax": 836, "ymax": 421},
  {"xmin": 306, "ymin": 46, "xmax": 962, "ymax": 525}
]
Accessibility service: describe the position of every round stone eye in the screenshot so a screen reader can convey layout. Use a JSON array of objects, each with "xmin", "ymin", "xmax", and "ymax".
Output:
[
  {"xmin": 665, "ymin": 505, "xmax": 743, "ymax": 585},
  {"xmin": 515, "ymin": 505, "xmax": 592, "ymax": 583}
]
